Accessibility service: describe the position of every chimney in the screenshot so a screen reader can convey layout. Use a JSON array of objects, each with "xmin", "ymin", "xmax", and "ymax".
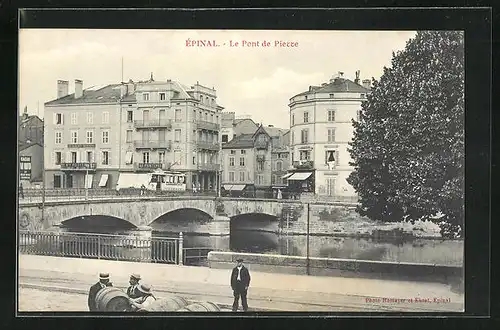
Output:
[
  {"xmin": 120, "ymin": 83, "xmax": 127, "ymax": 98},
  {"xmin": 127, "ymin": 79, "xmax": 135, "ymax": 95},
  {"xmin": 57, "ymin": 80, "xmax": 69, "ymax": 99},
  {"xmin": 75, "ymin": 79, "xmax": 83, "ymax": 98},
  {"xmin": 354, "ymin": 70, "xmax": 360, "ymax": 85},
  {"xmin": 362, "ymin": 79, "xmax": 371, "ymax": 90}
]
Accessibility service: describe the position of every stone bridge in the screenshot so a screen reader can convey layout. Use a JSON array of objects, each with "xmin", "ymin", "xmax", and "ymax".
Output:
[{"xmin": 18, "ymin": 197, "xmax": 360, "ymax": 236}]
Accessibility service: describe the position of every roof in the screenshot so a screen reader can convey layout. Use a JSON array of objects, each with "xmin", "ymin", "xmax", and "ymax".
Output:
[
  {"xmin": 222, "ymin": 134, "xmax": 255, "ymax": 149},
  {"xmin": 19, "ymin": 141, "xmax": 43, "ymax": 151},
  {"xmin": 293, "ymin": 78, "xmax": 370, "ymax": 98},
  {"xmin": 45, "ymin": 84, "xmax": 122, "ymax": 105},
  {"xmin": 19, "ymin": 115, "xmax": 43, "ymax": 126},
  {"xmin": 263, "ymin": 126, "xmax": 287, "ymax": 137}
]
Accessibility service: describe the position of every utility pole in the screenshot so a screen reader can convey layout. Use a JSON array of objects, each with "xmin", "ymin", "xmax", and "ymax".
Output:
[
  {"xmin": 41, "ymin": 121, "xmax": 46, "ymax": 227},
  {"xmin": 306, "ymin": 202, "xmax": 310, "ymax": 275}
]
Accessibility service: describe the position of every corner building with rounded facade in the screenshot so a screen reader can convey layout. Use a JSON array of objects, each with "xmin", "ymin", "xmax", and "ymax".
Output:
[{"xmin": 288, "ymin": 74, "xmax": 371, "ymax": 198}]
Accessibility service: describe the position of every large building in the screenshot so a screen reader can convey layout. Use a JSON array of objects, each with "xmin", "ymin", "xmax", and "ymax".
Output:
[
  {"xmin": 220, "ymin": 112, "xmax": 258, "ymax": 144},
  {"xmin": 44, "ymin": 76, "xmax": 223, "ymax": 190},
  {"xmin": 288, "ymin": 72, "xmax": 371, "ymax": 197},
  {"xmin": 19, "ymin": 107, "xmax": 44, "ymax": 188},
  {"xmin": 221, "ymin": 124, "xmax": 289, "ymax": 195}
]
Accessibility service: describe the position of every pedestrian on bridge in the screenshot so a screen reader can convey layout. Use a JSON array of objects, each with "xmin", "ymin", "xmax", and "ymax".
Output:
[
  {"xmin": 231, "ymin": 258, "xmax": 251, "ymax": 312},
  {"xmin": 88, "ymin": 273, "xmax": 113, "ymax": 311},
  {"xmin": 127, "ymin": 273, "xmax": 142, "ymax": 299}
]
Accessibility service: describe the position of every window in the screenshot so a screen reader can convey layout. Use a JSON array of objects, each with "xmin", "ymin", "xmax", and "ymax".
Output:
[
  {"xmin": 229, "ymin": 172, "xmax": 235, "ymax": 182},
  {"xmin": 276, "ymin": 161, "xmax": 282, "ymax": 171},
  {"xmin": 175, "ymin": 109, "xmax": 181, "ymax": 122},
  {"xmin": 300, "ymin": 150, "xmax": 311, "ymax": 161},
  {"xmin": 159, "ymin": 151, "xmax": 165, "ymax": 163},
  {"xmin": 125, "ymin": 151, "xmax": 133, "ymax": 164},
  {"xmin": 300, "ymin": 129, "xmax": 308, "ymax": 143},
  {"xmin": 174, "ymin": 129, "xmax": 181, "ymax": 142},
  {"xmin": 87, "ymin": 112, "xmax": 93, "ymax": 124},
  {"xmin": 55, "ymin": 113, "xmax": 63, "ymax": 125},
  {"xmin": 102, "ymin": 112, "xmax": 109, "ymax": 124},
  {"xmin": 86, "ymin": 130, "xmax": 93, "ymax": 144},
  {"xmin": 55, "ymin": 132, "xmax": 62, "ymax": 144},
  {"xmin": 327, "ymin": 128, "xmax": 336, "ymax": 142},
  {"xmin": 126, "ymin": 130, "xmax": 133, "ymax": 142},
  {"xmin": 143, "ymin": 93, "xmax": 149, "ymax": 101},
  {"xmin": 222, "ymin": 135, "xmax": 228, "ymax": 143},
  {"xmin": 328, "ymin": 110, "xmax": 336, "ymax": 122},
  {"xmin": 53, "ymin": 175, "xmax": 61, "ymax": 188},
  {"xmin": 193, "ymin": 109, "xmax": 197, "ymax": 121},
  {"xmin": 304, "ymin": 96, "xmax": 308, "ymax": 100},
  {"xmin": 86, "ymin": 151, "xmax": 93, "ymax": 163},
  {"xmin": 204, "ymin": 112, "xmax": 208, "ymax": 121},
  {"xmin": 326, "ymin": 177, "xmax": 336, "ymax": 196},
  {"xmin": 71, "ymin": 113, "xmax": 78, "ymax": 125},
  {"xmin": 102, "ymin": 130, "xmax": 109, "ymax": 144},
  {"xmin": 303, "ymin": 112, "xmax": 309, "ymax": 123},
  {"xmin": 143, "ymin": 152, "xmax": 150, "ymax": 163},
  {"xmin": 102, "ymin": 151, "xmax": 109, "ymax": 165},
  {"xmin": 330, "ymin": 93, "xmax": 335, "ymax": 98},
  {"xmin": 70, "ymin": 130, "xmax": 78, "ymax": 144},
  {"xmin": 241, "ymin": 150, "xmax": 246, "ymax": 154},
  {"xmin": 360, "ymin": 93, "xmax": 366, "ymax": 98},
  {"xmin": 292, "ymin": 114, "xmax": 295, "ymax": 126},
  {"xmin": 211, "ymin": 114, "xmax": 214, "ymax": 122},
  {"xmin": 174, "ymin": 150, "xmax": 181, "ymax": 164},
  {"xmin": 159, "ymin": 92, "xmax": 166, "ymax": 100},
  {"xmin": 280, "ymin": 153, "xmax": 288, "ymax": 159},
  {"xmin": 257, "ymin": 161, "xmax": 264, "ymax": 171},
  {"xmin": 239, "ymin": 171, "xmax": 245, "ymax": 182},
  {"xmin": 325, "ymin": 150, "xmax": 336, "ymax": 165},
  {"xmin": 159, "ymin": 129, "xmax": 166, "ymax": 141},
  {"xmin": 257, "ymin": 174, "xmax": 264, "ymax": 185},
  {"xmin": 230, "ymin": 150, "xmax": 236, "ymax": 155},
  {"xmin": 55, "ymin": 152, "xmax": 61, "ymax": 165},
  {"xmin": 71, "ymin": 152, "xmax": 77, "ymax": 163},
  {"xmin": 127, "ymin": 111, "xmax": 133, "ymax": 122},
  {"xmin": 239, "ymin": 157, "xmax": 245, "ymax": 166},
  {"xmin": 192, "ymin": 156, "xmax": 196, "ymax": 165},
  {"xmin": 229, "ymin": 157, "xmax": 235, "ymax": 167}
]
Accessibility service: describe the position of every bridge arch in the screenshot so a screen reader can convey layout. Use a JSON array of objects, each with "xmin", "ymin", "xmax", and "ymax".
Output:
[
  {"xmin": 149, "ymin": 207, "xmax": 214, "ymax": 232},
  {"xmin": 60, "ymin": 215, "xmax": 138, "ymax": 232},
  {"xmin": 230, "ymin": 213, "xmax": 280, "ymax": 234}
]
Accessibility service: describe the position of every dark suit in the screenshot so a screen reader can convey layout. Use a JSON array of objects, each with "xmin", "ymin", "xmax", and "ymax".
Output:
[
  {"xmin": 230, "ymin": 266, "xmax": 251, "ymax": 311},
  {"xmin": 127, "ymin": 284, "xmax": 141, "ymax": 299},
  {"xmin": 88, "ymin": 281, "xmax": 113, "ymax": 311}
]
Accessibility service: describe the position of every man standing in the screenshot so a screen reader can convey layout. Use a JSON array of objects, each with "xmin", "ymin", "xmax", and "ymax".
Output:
[
  {"xmin": 126, "ymin": 273, "xmax": 141, "ymax": 299},
  {"xmin": 88, "ymin": 273, "xmax": 113, "ymax": 311},
  {"xmin": 230, "ymin": 258, "xmax": 251, "ymax": 312}
]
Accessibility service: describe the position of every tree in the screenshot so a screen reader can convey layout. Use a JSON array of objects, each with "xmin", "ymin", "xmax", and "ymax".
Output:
[{"xmin": 347, "ymin": 31, "xmax": 464, "ymax": 238}]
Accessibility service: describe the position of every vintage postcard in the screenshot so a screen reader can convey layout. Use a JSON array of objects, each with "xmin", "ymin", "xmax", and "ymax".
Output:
[{"xmin": 18, "ymin": 26, "xmax": 465, "ymax": 314}]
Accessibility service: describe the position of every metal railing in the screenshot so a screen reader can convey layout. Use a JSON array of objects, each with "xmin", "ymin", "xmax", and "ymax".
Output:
[
  {"xmin": 19, "ymin": 231, "xmax": 181, "ymax": 264},
  {"xmin": 182, "ymin": 247, "xmax": 220, "ymax": 266},
  {"xmin": 134, "ymin": 119, "xmax": 172, "ymax": 129},
  {"xmin": 196, "ymin": 121, "xmax": 220, "ymax": 131},
  {"xmin": 196, "ymin": 140, "xmax": 220, "ymax": 151},
  {"xmin": 133, "ymin": 140, "xmax": 172, "ymax": 149}
]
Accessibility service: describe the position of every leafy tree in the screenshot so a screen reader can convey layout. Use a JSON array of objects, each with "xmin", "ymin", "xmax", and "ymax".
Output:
[{"xmin": 347, "ymin": 31, "xmax": 464, "ymax": 238}]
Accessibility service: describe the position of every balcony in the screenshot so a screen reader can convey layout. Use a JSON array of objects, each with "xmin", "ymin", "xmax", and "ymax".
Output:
[
  {"xmin": 196, "ymin": 141, "xmax": 220, "ymax": 151},
  {"xmin": 254, "ymin": 140, "xmax": 269, "ymax": 149},
  {"xmin": 133, "ymin": 140, "xmax": 172, "ymax": 150},
  {"xmin": 134, "ymin": 119, "xmax": 172, "ymax": 129},
  {"xmin": 256, "ymin": 155, "xmax": 265, "ymax": 162},
  {"xmin": 197, "ymin": 163, "xmax": 220, "ymax": 171},
  {"xmin": 60, "ymin": 162, "xmax": 97, "ymax": 171},
  {"xmin": 293, "ymin": 160, "xmax": 314, "ymax": 169},
  {"xmin": 196, "ymin": 121, "xmax": 220, "ymax": 131},
  {"xmin": 134, "ymin": 162, "xmax": 163, "ymax": 171}
]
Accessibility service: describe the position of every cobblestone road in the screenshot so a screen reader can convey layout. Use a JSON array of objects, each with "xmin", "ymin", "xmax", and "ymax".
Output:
[{"xmin": 19, "ymin": 287, "xmax": 87, "ymax": 312}]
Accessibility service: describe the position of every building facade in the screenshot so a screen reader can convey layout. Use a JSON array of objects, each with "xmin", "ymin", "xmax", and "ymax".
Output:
[
  {"xmin": 288, "ymin": 72, "xmax": 371, "ymax": 197},
  {"xmin": 44, "ymin": 77, "xmax": 223, "ymax": 190},
  {"xmin": 19, "ymin": 142, "xmax": 44, "ymax": 187},
  {"xmin": 270, "ymin": 129, "xmax": 290, "ymax": 186}
]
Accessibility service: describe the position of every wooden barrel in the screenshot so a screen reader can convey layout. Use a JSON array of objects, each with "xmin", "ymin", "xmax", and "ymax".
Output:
[
  {"xmin": 95, "ymin": 287, "xmax": 130, "ymax": 312},
  {"xmin": 177, "ymin": 301, "xmax": 221, "ymax": 312},
  {"xmin": 138, "ymin": 295, "xmax": 189, "ymax": 312}
]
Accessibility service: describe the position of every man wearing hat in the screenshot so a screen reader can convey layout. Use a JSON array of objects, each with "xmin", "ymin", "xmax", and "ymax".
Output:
[
  {"xmin": 129, "ymin": 283, "xmax": 157, "ymax": 311},
  {"xmin": 127, "ymin": 273, "xmax": 142, "ymax": 299},
  {"xmin": 230, "ymin": 258, "xmax": 251, "ymax": 312},
  {"xmin": 88, "ymin": 273, "xmax": 113, "ymax": 311}
]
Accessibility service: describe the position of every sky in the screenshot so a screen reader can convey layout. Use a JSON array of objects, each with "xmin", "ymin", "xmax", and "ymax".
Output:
[{"xmin": 19, "ymin": 29, "xmax": 416, "ymax": 127}]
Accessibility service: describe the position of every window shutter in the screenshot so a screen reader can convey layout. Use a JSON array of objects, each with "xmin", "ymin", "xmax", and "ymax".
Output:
[
  {"xmin": 61, "ymin": 152, "xmax": 65, "ymax": 162},
  {"xmin": 108, "ymin": 151, "xmax": 111, "ymax": 165},
  {"xmin": 51, "ymin": 152, "xmax": 55, "ymax": 166},
  {"xmin": 336, "ymin": 150, "xmax": 339, "ymax": 167},
  {"xmin": 53, "ymin": 113, "xmax": 57, "ymax": 125},
  {"xmin": 61, "ymin": 113, "xmax": 64, "ymax": 125}
]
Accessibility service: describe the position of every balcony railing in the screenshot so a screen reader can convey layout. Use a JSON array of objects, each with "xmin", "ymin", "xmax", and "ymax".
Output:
[
  {"xmin": 196, "ymin": 121, "xmax": 220, "ymax": 131},
  {"xmin": 256, "ymin": 155, "xmax": 265, "ymax": 162},
  {"xmin": 197, "ymin": 163, "xmax": 220, "ymax": 171},
  {"xmin": 196, "ymin": 141, "xmax": 220, "ymax": 151},
  {"xmin": 133, "ymin": 162, "xmax": 164, "ymax": 171},
  {"xmin": 133, "ymin": 140, "xmax": 172, "ymax": 150},
  {"xmin": 293, "ymin": 160, "xmax": 314, "ymax": 169},
  {"xmin": 60, "ymin": 162, "xmax": 97, "ymax": 170},
  {"xmin": 134, "ymin": 119, "xmax": 172, "ymax": 129}
]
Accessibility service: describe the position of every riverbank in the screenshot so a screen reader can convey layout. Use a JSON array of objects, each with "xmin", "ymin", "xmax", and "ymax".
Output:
[{"xmin": 18, "ymin": 254, "xmax": 464, "ymax": 312}]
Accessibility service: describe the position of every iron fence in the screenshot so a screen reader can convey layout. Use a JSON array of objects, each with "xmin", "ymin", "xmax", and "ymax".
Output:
[
  {"xmin": 182, "ymin": 247, "xmax": 221, "ymax": 266},
  {"xmin": 19, "ymin": 231, "xmax": 181, "ymax": 264}
]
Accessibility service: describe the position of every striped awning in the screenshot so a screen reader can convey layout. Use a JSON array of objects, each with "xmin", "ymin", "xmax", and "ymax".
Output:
[
  {"xmin": 281, "ymin": 173, "xmax": 293, "ymax": 179},
  {"xmin": 287, "ymin": 172, "xmax": 312, "ymax": 181}
]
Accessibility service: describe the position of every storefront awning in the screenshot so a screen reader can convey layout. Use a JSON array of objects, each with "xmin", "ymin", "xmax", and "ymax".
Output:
[
  {"xmin": 98, "ymin": 174, "xmax": 109, "ymax": 187},
  {"xmin": 287, "ymin": 172, "xmax": 312, "ymax": 181},
  {"xmin": 223, "ymin": 184, "xmax": 246, "ymax": 191},
  {"xmin": 85, "ymin": 174, "xmax": 94, "ymax": 189},
  {"xmin": 281, "ymin": 173, "xmax": 293, "ymax": 179}
]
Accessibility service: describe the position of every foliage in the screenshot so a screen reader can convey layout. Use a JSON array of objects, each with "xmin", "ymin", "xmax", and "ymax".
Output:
[{"xmin": 347, "ymin": 31, "xmax": 464, "ymax": 238}]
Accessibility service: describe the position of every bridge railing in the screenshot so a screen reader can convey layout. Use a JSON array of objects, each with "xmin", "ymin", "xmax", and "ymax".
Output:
[{"xmin": 19, "ymin": 231, "xmax": 181, "ymax": 264}]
